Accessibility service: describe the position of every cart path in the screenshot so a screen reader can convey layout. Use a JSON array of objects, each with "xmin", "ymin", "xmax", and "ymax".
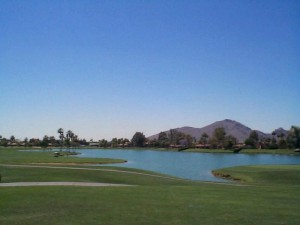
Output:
[{"xmin": 0, "ymin": 182, "xmax": 133, "ymax": 187}]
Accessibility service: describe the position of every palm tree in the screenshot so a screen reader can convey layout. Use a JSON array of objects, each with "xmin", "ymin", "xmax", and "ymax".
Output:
[
  {"xmin": 73, "ymin": 135, "xmax": 78, "ymax": 148},
  {"xmin": 10, "ymin": 135, "xmax": 16, "ymax": 143},
  {"xmin": 66, "ymin": 130, "xmax": 74, "ymax": 151},
  {"xmin": 57, "ymin": 128, "xmax": 64, "ymax": 150}
]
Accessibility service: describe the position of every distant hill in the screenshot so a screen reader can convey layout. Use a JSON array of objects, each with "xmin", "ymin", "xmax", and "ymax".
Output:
[
  {"xmin": 147, "ymin": 119, "xmax": 287, "ymax": 142},
  {"xmin": 272, "ymin": 127, "xmax": 289, "ymax": 138}
]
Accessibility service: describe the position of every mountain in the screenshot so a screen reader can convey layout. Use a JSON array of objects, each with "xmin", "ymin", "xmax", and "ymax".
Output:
[
  {"xmin": 272, "ymin": 127, "xmax": 289, "ymax": 138},
  {"xmin": 147, "ymin": 119, "xmax": 286, "ymax": 142}
]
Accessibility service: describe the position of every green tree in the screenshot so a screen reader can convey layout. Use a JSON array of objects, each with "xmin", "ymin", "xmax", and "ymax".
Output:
[
  {"xmin": 66, "ymin": 130, "xmax": 74, "ymax": 148},
  {"xmin": 131, "ymin": 132, "xmax": 146, "ymax": 147},
  {"xmin": 70, "ymin": 134, "xmax": 78, "ymax": 148},
  {"xmin": 40, "ymin": 140, "xmax": 49, "ymax": 148},
  {"xmin": 245, "ymin": 131, "xmax": 259, "ymax": 148},
  {"xmin": 49, "ymin": 136, "xmax": 57, "ymax": 146},
  {"xmin": 158, "ymin": 132, "xmax": 169, "ymax": 147},
  {"xmin": 147, "ymin": 139, "xmax": 159, "ymax": 147},
  {"xmin": 224, "ymin": 135, "xmax": 237, "ymax": 149},
  {"xmin": 99, "ymin": 139, "xmax": 108, "ymax": 148},
  {"xmin": 199, "ymin": 133, "xmax": 209, "ymax": 144},
  {"xmin": 268, "ymin": 131, "xmax": 278, "ymax": 149},
  {"xmin": 43, "ymin": 135, "xmax": 49, "ymax": 142},
  {"xmin": 79, "ymin": 139, "xmax": 88, "ymax": 146},
  {"xmin": 168, "ymin": 129, "xmax": 186, "ymax": 146},
  {"xmin": 40, "ymin": 135, "xmax": 49, "ymax": 148},
  {"xmin": 24, "ymin": 137, "xmax": 29, "ymax": 146},
  {"xmin": 276, "ymin": 133, "xmax": 287, "ymax": 149},
  {"xmin": 185, "ymin": 134, "xmax": 194, "ymax": 147},
  {"xmin": 250, "ymin": 131, "xmax": 259, "ymax": 142},
  {"xmin": 111, "ymin": 138, "xmax": 118, "ymax": 147},
  {"xmin": 57, "ymin": 128, "xmax": 64, "ymax": 149},
  {"xmin": 29, "ymin": 138, "xmax": 41, "ymax": 146},
  {"xmin": 287, "ymin": 126, "xmax": 300, "ymax": 149},
  {"xmin": 10, "ymin": 135, "xmax": 15, "ymax": 142},
  {"xmin": 211, "ymin": 127, "xmax": 226, "ymax": 148},
  {"xmin": 0, "ymin": 136, "xmax": 8, "ymax": 147},
  {"xmin": 168, "ymin": 129, "xmax": 178, "ymax": 145}
]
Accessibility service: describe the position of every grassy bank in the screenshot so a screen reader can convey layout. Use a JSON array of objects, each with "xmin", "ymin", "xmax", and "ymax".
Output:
[
  {"xmin": 0, "ymin": 148, "xmax": 126, "ymax": 164},
  {"xmin": 213, "ymin": 164, "xmax": 300, "ymax": 185},
  {"xmin": 94, "ymin": 147, "xmax": 300, "ymax": 155},
  {"xmin": 0, "ymin": 165, "xmax": 190, "ymax": 186},
  {"xmin": 1, "ymin": 149, "xmax": 300, "ymax": 224},
  {"xmin": 185, "ymin": 148, "xmax": 300, "ymax": 154},
  {"xmin": 2, "ymin": 146, "xmax": 299, "ymax": 155}
]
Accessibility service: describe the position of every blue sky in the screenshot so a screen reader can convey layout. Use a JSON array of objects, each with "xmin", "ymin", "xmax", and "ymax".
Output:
[{"xmin": 1, "ymin": 0, "xmax": 299, "ymax": 140}]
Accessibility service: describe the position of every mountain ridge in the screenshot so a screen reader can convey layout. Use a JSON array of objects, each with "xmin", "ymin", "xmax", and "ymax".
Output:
[{"xmin": 147, "ymin": 119, "xmax": 287, "ymax": 142}]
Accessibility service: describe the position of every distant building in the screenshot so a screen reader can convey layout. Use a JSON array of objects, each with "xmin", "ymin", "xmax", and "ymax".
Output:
[{"xmin": 89, "ymin": 142, "xmax": 99, "ymax": 147}]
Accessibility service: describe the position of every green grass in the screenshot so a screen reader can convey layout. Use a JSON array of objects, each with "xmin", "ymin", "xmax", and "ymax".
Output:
[
  {"xmin": 0, "ymin": 148, "xmax": 125, "ymax": 164},
  {"xmin": 1, "ymin": 149, "xmax": 300, "ymax": 225},
  {"xmin": 213, "ymin": 164, "xmax": 300, "ymax": 185},
  {"xmin": 1, "ymin": 182, "xmax": 300, "ymax": 225},
  {"xmin": 0, "ymin": 165, "xmax": 191, "ymax": 186}
]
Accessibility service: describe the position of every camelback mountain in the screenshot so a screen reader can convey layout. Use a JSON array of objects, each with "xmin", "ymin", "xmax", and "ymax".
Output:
[{"xmin": 147, "ymin": 119, "xmax": 287, "ymax": 142}]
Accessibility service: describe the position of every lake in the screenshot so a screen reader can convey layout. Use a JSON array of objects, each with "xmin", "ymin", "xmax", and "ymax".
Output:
[{"xmin": 75, "ymin": 149, "xmax": 300, "ymax": 182}]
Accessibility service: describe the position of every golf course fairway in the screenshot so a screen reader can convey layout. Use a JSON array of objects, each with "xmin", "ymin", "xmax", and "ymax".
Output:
[{"xmin": 1, "ymin": 149, "xmax": 299, "ymax": 225}]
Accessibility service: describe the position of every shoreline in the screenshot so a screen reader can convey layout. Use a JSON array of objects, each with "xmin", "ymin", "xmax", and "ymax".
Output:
[
  {"xmin": 29, "ymin": 161, "xmax": 128, "ymax": 165},
  {"xmin": 212, "ymin": 171, "xmax": 242, "ymax": 182},
  {"xmin": 2, "ymin": 146, "xmax": 300, "ymax": 155}
]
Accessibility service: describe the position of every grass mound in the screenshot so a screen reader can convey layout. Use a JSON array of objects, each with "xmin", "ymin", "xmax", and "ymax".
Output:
[{"xmin": 213, "ymin": 164, "xmax": 300, "ymax": 185}]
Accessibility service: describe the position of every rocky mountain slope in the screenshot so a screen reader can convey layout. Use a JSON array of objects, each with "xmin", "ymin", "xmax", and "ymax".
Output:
[{"xmin": 148, "ymin": 119, "xmax": 286, "ymax": 142}]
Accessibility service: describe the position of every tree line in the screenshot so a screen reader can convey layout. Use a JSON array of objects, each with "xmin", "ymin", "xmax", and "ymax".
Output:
[
  {"xmin": 0, "ymin": 129, "xmax": 85, "ymax": 148},
  {"xmin": 1, "ymin": 126, "xmax": 299, "ymax": 150},
  {"xmin": 244, "ymin": 126, "xmax": 300, "ymax": 149},
  {"xmin": 0, "ymin": 128, "xmax": 131, "ymax": 148},
  {"xmin": 145, "ymin": 128, "xmax": 238, "ymax": 149},
  {"xmin": 137, "ymin": 126, "xmax": 300, "ymax": 150}
]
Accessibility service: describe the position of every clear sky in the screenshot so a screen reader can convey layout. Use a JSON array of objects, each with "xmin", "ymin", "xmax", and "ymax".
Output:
[{"xmin": 1, "ymin": 0, "xmax": 299, "ymax": 141}]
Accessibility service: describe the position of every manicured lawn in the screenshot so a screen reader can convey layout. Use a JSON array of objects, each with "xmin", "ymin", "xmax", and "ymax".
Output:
[
  {"xmin": 1, "ymin": 182, "xmax": 300, "ymax": 225},
  {"xmin": 0, "ymin": 165, "xmax": 191, "ymax": 186},
  {"xmin": 0, "ymin": 148, "xmax": 125, "ymax": 164},
  {"xmin": 213, "ymin": 164, "xmax": 300, "ymax": 185},
  {"xmin": 1, "ymin": 148, "xmax": 300, "ymax": 225}
]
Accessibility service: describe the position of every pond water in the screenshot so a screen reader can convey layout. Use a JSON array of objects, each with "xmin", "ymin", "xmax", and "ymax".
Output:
[{"xmin": 75, "ymin": 149, "xmax": 300, "ymax": 182}]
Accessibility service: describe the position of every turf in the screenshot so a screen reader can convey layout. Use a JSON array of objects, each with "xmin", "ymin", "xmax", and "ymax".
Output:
[
  {"xmin": 213, "ymin": 164, "xmax": 300, "ymax": 185},
  {"xmin": 0, "ymin": 165, "xmax": 191, "ymax": 186},
  {"xmin": 0, "ymin": 148, "xmax": 125, "ymax": 164},
  {"xmin": 1, "ymin": 183, "xmax": 300, "ymax": 225},
  {"xmin": 1, "ymin": 149, "xmax": 300, "ymax": 225}
]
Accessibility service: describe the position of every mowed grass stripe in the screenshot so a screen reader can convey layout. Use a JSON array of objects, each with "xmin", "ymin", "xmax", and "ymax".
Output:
[
  {"xmin": 0, "ymin": 163, "xmax": 185, "ymax": 181},
  {"xmin": 0, "ymin": 164, "xmax": 196, "ymax": 186}
]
